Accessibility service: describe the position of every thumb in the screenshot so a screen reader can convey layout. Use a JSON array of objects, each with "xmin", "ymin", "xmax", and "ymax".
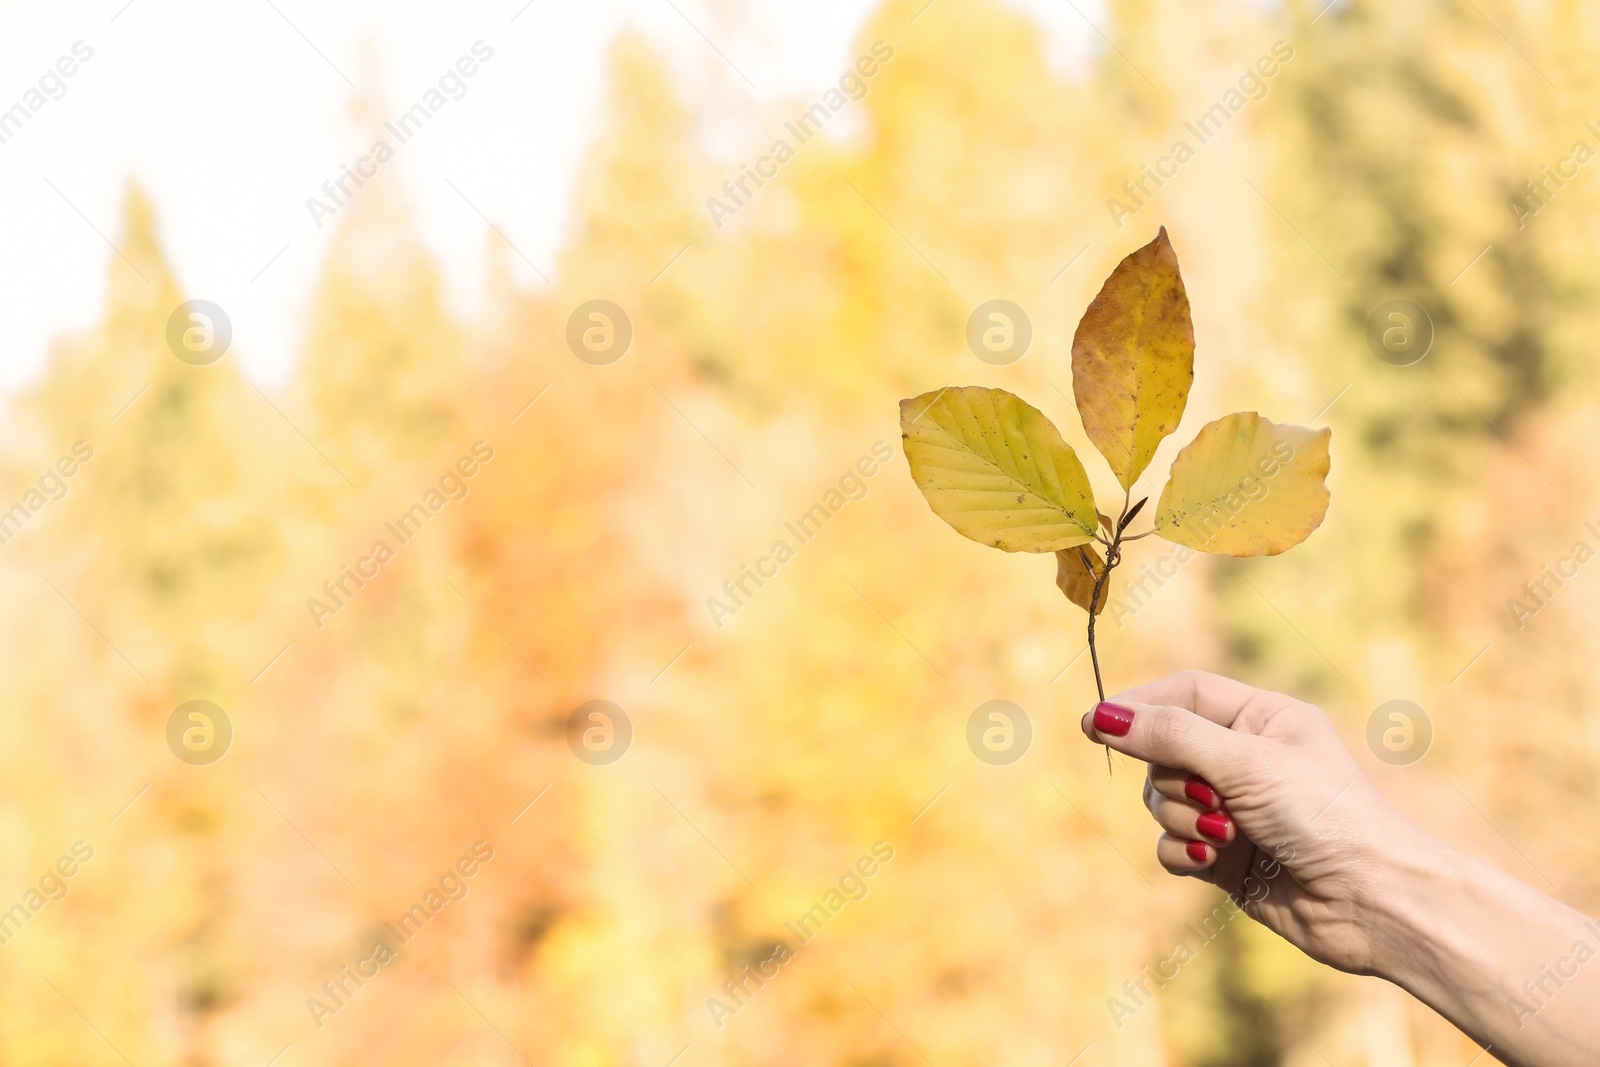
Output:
[{"xmin": 1080, "ymin": 699, "xmax": 1262, "ymax": 790}]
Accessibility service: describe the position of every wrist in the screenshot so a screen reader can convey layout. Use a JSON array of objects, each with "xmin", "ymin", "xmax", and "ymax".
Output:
[
  {"xmin": 1348, "ymin": 813, "xmax": 1600, "ymax": 1061},
  {"xmin": 1353, "ymin": 814, "xmax": 1548, "ymax": 1024},
  {"xmin": 1349, "ymin": 814, "xmax": 1465, "ymax": 986}
]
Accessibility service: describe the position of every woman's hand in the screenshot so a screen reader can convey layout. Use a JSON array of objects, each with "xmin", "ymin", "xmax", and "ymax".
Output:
[
  {"xmin": 1081, "ymin": 669, "xmax": 1600, "ymax": 1067},
  {"xmin": 1079, "ymin": 670, "xmax": 1427, "ymax": 975}
]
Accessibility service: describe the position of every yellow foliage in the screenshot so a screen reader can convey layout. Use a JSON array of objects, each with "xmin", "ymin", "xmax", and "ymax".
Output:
[{"xmin": 3, "ymin": 1, "xmax": 1599, "ymax": 1065}]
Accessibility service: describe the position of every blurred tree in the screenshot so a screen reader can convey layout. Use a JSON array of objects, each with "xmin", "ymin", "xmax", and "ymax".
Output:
[{"xmin": 5, "ymin": 1, "xmax": 1600, "ymax": 1064}]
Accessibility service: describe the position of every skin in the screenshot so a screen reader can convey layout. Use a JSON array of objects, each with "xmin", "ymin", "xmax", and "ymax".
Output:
[{"xmin": 1081, "ymin": 670, "xmax": 1600, "ymax": 1067}]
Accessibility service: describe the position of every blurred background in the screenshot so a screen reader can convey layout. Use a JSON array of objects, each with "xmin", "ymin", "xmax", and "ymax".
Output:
[{"xmin": 2, "ymin": 0, "xmax": 1597, "ymax": 1063}]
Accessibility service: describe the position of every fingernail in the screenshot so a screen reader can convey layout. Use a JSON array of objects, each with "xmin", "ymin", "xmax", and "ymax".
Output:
[
  {"xmin": 1196, "ymin": 812, "xmax": 1231, "ymax": 843},
  {"xmin": 1186, "ymin": 840, "xmax": 1210, "ymax": 864},
  {"xmin": 1092, "ymin": 701, "xmax": 1135, "ymax": 737},
  {"xmin": 1185, "ymin": 776, "xmax": 1217, "ymax": 807}
]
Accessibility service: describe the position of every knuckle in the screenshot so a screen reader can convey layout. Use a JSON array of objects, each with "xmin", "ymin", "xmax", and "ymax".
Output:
[
  {"xmin": 1303, "ymin": 702, "xmax": 1335, "ymax": 732},
  {"xmin": 1148, "ymin": 795, "xmax": 1173, "ymax": 827},
  {"xmin": 1143, "ymin": 707, "xmax": 1186, "ymax": 756}
]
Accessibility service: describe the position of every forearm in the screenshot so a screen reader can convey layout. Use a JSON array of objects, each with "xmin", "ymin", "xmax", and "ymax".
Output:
[{"xmin": 1363, "ymin": 825, "xmax": 1600, "ymax": 1067}]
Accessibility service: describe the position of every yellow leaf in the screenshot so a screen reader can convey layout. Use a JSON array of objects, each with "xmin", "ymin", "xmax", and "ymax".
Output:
[
  {"xmin": 1071, "ymin": 226, "xmax": 1194, "ymax": 490},
  {"xmin": 900, "ymin": 386, "xmax": 1099, "ymax": 553},
  {"xmin": 1154, "ymin": 412, "xmax": 1332, "ymax": 556},
  {"xmin": 1055, "ymin": 544, "xmax": 1109, "ymax": 614}
]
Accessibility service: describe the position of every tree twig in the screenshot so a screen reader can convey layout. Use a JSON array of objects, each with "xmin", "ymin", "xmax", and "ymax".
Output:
[
  {"xmin": 1085, "ymin": 495, "xmax": 1146, "ymax": 775},
  {"xmin": 1085, "ymin": 537, "xmax": 1120, "ymax": 773}
]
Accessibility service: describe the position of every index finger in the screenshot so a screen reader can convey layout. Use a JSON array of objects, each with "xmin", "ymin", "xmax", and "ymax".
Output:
[{"xmin": 1108, "ymin": 670, "xmax": 1269, "ymax": 729}]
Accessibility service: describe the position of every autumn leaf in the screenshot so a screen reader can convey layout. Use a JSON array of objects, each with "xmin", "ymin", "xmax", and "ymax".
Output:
[
  {"xmin": 1056, "ymin": 545, "xmax": 1109, "ymax": 614},
  {"xmin": 900, "ymin": 386, "xmax": 1099, "ymax": 552},
  {"xmin": 1154, "ymin": 412, "xmax": 1332, "ymax": 556},
  {"xmin": 1071, "ymin": 227, "xmax": 1195, "ymax": 490},
  {"xmin": 897, "ymin": 227, "xmax": 1334, "ymax": 732}
]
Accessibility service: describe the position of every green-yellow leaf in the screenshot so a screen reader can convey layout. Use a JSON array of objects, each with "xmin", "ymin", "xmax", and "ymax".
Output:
[
  {"xmin": 900, "ymin": 386, "xmax": 1099, "ymax": 553},
  {"xmin": 1072, "ymin": 226, "xmax": 1195, "ymax": 490},
  {"xmin": 1056, "ymin": 544, "xmax": 1109, "ymax": 615},
  {"xmin": 1154, "ymin": 412, "xmax": 1332, "ymax": 556}
]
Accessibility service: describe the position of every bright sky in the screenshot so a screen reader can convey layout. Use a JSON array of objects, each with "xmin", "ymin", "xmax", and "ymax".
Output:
[{"xmin": 0, "ymin": 0, "xmax": 1094, "ymax": 393}]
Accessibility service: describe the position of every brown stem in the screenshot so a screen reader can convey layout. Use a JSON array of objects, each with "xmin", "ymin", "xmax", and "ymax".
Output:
[
  {"xmin": 1085, "ymin": 533, "xmax": 1123, "ymax": 774},
  {"xmin": 1085, "ymin": 494, "xmax": 1144, "ymax": 775}
]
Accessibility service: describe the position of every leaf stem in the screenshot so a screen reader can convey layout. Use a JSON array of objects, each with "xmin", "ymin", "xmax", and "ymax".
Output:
[{"xmin": 1086, "ymin": 507, "xmax": 1130, "ymax": 775}]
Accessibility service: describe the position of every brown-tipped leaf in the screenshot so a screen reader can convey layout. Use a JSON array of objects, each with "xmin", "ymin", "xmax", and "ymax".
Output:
[
  {"xmin": 1072, "ymin": 227, "xmax": 1195, "ymax": 490},
  {"xmin": 1056, "ymin": 544, "xmax": 1109, "ymax": 614}
]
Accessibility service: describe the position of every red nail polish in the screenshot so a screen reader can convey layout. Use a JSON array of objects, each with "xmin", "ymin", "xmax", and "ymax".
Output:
[
  {"xmin": 1186, "ymin": 840, "xmax": 1210, "ymax": 863},
  {"xmin": 1196, "ymin": 812, "xmax": 1231, "ymax": 843},
  {"xmin": 1093, "ymin": 701, "xmax": 1135, "ymax": 737},
  {"xmin": 1185, "ymin": 776, "xmax": 1217, "ymax": 807}
]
